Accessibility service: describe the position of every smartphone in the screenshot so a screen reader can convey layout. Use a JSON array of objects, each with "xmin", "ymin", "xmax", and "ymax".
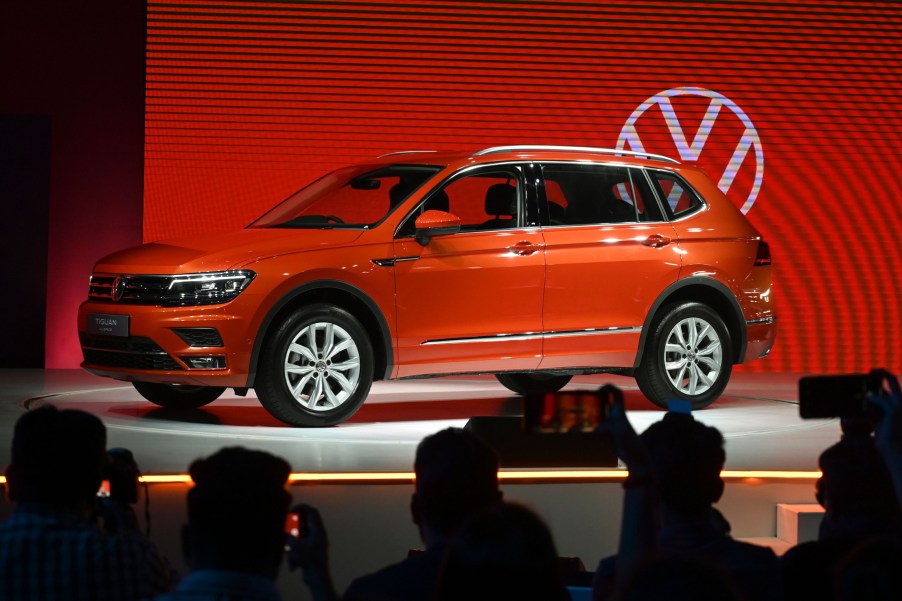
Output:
[
  {"xmin": 524, "ymin": 390, "xmax": 611, "ymax": 433},
  {"xmin": 285, "ymin": 511, "xmax": 306, "ymax": 541},
  {"xmin": 798, "ymin": 373, "xmax": 881, "ymax": 419}
]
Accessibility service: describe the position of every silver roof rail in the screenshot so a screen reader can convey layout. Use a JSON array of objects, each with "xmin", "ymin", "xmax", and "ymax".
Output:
[
  {"xmin": 378, "ymin": 150, "xmax": 438, "ymax": 158},
  {"xmin": 472, "ymin": 145, "xmax": 678, "ymax": 164}
]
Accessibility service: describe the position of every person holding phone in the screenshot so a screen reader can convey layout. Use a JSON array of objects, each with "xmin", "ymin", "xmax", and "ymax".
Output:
[
  {"xmin": 591, "ymin": 386, "xmax": 781, "ymax": 601},
  {"xmin": 782, "ymin": 369, "xmax": 902, "ymax": 601},
  {"xmin": 0, "ymin": 405, "xmax": 175, "ymax": 601}
]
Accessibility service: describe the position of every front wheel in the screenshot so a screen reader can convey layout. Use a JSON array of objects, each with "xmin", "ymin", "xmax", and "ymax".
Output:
[
  {"xmin": 636, "ymin": 302, "xmax": 733, "ymax": 410},
  {"xmin": 255, "ymin": 303, "xmax": 374, "ymax": 427},
  {"xmin": 496, "ymin": 372, "xmax": 573, "ymax": 395},
  {"xmin": 132, "ymin": 382, "xmax": 225, "ymax": 408}
]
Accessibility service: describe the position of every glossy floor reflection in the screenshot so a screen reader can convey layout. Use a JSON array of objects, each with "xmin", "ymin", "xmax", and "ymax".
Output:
[{"xmin": 0, "ymin": 370, "xmax": 840, "ymax": 474}]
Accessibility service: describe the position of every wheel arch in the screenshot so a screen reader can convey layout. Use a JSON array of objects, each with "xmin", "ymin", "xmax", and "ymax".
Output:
[
  {"xmin": 246, "ymin": 280, "xmax": 392, "ymax": 387},
  {"xmin": 634, "ymin": 277, "xmax": 747, "ymax": 369}
]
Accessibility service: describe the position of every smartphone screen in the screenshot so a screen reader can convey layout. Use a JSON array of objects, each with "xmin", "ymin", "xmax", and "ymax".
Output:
[
  {"xmin": 525, "ymin": 391, "xmax": 607, "ymax": 433},
  {"xmin": 284, "ymin": 511, "xmax": 307, "ymax": 545},
  {"xmin": 798, "ymin": 373, "xmax": 877, "ymax": 419}
]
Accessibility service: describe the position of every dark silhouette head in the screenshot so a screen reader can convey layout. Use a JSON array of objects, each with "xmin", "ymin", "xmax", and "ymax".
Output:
[
  {"xmin": 5, "ymin": 405, "xmax": 106, "ymax": 507},
  {"xmin": 835, "ymin": 537, "xmax": 902, "ymax": 601},
  {"xmin": 412, "ymin": 428, "xmax": 501, "ymax": 540},
  {"xmin": 184, "ymin": 447, "xmax": 292, "ymax": 578},
  {"xmin": 816, "ymin": 435, "xmax": 900, "ymax": 539},
  {"xmin": 437, "ymin": 501, "xmax": 569, "ymax": 601},
  {"xmin": 641, "ymin": 412, "xmax": 726, "ymax": 517},
  {"xmin": 622, "ymin": 556, "xmax": 739, "ymax": 601}
]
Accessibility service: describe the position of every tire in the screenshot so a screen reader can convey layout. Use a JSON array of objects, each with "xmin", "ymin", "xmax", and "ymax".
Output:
[
  {"xmin": 255, "ymin": 303, "xmax": 374, "ymax": 427},
  {"xmin": 636, "ymin": 302, "xmax": 733, "ymax": 410},
  {"xmin": 496, "ymin": 372, "xmax": 573, "ymax": 395},
  {"xmin": 132, "ymin": 382, "xmax": 225, "ymax": 409}
]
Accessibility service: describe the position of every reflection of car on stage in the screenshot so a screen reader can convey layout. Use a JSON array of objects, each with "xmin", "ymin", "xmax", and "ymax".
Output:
[{"xmin": 78, "ymin": 145, "xmax": 775, "ymax": 426}]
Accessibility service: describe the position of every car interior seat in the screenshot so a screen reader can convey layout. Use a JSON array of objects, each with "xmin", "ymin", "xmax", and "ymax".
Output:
[{"xmin": 482, "ymin": 183, "xmax": 517, "ymax": 229}]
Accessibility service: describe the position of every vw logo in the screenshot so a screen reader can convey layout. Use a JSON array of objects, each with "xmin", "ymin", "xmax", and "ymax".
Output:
[
  {"xmin": 617, "ymin": 87, "xmax": 764, "ymax": 214},
  {"xmin": 110, "ymin": 276, "xmax": 128, "ymax": 302}
]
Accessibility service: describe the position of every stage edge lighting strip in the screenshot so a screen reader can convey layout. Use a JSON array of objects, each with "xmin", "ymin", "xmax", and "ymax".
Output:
[{"xmin": 0, "ymin": 471, "xmax": 823, "ymax": 487}]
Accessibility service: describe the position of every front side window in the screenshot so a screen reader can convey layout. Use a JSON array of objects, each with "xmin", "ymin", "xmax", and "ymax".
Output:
[
  {"xmin": 397, "ymin": 167, "xmax": 524, "ymax": 236},
  {"xmin": 540, "ymin": 163, "xmax": 661, "ymax": 225}
]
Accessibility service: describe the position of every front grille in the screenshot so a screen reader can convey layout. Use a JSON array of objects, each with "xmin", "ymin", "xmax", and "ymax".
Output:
[
  {"xmin": 88, "ymin": 275, "xmax": 171, "ymax": 305},
  {"xmin": 87, "ymin": 270, "xmax": 254, "ymax": 307},
  {"xmin": 80, "ymin": 334, "xmax": 181, "ymax": 371},
  {"xmin": 172, "ymin": 328, "xmax": 224, "ymax": 347}
]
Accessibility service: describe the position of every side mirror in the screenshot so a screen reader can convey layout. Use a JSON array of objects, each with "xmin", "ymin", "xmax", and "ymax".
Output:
[{"xmin": 414, "ymin": 210, "xmax": 461, "ymax": 246}]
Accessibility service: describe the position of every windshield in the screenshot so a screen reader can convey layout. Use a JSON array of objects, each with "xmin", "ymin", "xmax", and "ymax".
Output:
[{"xmin": 250, "ymin": 164, "xmax": 443, "ymax": 229}]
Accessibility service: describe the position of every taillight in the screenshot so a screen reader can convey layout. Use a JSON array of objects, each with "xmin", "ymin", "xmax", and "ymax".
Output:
[{"xmin": 754, "ymin": 240, "xmax": 772, "ymax": 266}]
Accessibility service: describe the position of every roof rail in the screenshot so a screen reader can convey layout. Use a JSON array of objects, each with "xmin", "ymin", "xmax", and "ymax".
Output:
[
  {"xmin": 472, "ymin": 145, "xmax": 678, "ymax": 164},
  {"xmin": 378, "ymin": 150, "xmax": 438, "ymax": 158}
]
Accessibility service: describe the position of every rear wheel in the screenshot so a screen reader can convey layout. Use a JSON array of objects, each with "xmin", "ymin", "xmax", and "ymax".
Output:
[
  {"xmin": 132, "ymin": 382, "xmax": 225, "ymax": 409},
  {"xmin": 636, "ymin": 302, "xmax": 732, "ymax": 410},
  {"xmin": 496, "ymin": 372, "xmax": 573, "ymax": 395},
  {"xmin": 255, "ymin": 303, "xmax": 374, "ymax": 427}
]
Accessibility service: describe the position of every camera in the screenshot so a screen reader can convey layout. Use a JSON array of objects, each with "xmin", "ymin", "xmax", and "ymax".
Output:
[
  {"xmin": 799, "ymin": 373, "xmax": 883, "ymax": 419},
  {"xmin": 97, "ymin": 448, "xmax": 140, "ymax": 504},
  {"xmin": 95, "ymin": 448, "xmax": 142, "ymax": 534}
]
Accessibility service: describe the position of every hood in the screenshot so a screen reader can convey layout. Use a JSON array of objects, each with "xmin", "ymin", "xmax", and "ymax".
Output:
[{"xmin": 94, "ymin": 228, "xmax": 365, "ymax": 274}]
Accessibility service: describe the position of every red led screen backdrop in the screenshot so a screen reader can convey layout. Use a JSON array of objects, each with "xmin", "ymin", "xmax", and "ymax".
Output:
[{"xmin": 145, "ymin": 1, "xmax": 902, "ymax": 374}]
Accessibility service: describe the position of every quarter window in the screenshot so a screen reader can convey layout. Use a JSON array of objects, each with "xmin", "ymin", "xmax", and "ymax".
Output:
[{"xmin": 651, "ymin": 172, "xmax": 704, "ymax": 218}]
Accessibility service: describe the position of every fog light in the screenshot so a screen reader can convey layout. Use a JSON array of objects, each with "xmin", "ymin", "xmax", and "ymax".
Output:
[{"xmin": 181, "ymin": 356, "xmax": 227, "ymax": 370}]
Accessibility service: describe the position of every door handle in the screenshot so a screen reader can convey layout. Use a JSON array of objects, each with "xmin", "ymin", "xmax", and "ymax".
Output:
[
  {"xmin": 509, "ymin": 241, "xmax": 543, "ymax": 256},
  {"xmin": 642, "ymin": 234, "xmax": 672, "ymax": 248}
]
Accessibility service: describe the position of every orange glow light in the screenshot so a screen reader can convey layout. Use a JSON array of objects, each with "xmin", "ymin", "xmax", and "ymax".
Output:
[{"xmin": 0, "ymin": 470, "xmax": 822, "ymax": 487}]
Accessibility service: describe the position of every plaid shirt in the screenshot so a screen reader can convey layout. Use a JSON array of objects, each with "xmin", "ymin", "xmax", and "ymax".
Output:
[
  {"xmin": 0, "ymin": 503, "xmax": 176, "ymax": 601},
  {"xmin": 153, "ymin": 570, "xmax": 282, "ymax": 601}
]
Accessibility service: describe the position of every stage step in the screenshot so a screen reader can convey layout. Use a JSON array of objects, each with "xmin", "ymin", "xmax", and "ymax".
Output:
[{"xmin": 740, "ymin": 503, "xmax": 824, "ymax": 555}]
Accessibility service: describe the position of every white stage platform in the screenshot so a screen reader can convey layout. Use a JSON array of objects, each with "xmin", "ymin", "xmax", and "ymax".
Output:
[{"xmin": 0, "ymin": 369, "xmax": 840, "ymax": 475}]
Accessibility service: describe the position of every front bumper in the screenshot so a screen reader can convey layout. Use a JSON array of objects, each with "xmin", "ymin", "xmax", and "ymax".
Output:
[{"xmin": 77, "ymin": 299, "xmax": 256, "ymax": 388}]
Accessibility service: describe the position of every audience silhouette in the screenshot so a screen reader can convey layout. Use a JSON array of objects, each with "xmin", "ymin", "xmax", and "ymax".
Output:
[
  {"xmin": 342, "ymin": 427, "xmax": 502, "ymax": 601},
  {"xmin": 2, "ymin": 371, "xmax": 901, "ymax": 601},
  {"xmin": 592, "ymin": 389, "xmax": 782, "ymax": 601},
  {"xmin": 0, "ymin": 404, "xmax": 174, "ymax": 601},
  {"xmin": 435, "ymin": 500, "xmax": 569, "ymax": 601},
  {"xmin": 782, "ymin": 372, "xmax": 902, "ymax": 600},
  {"xmin": 154, "ymin": 446, "xmax": 294, "ymax": 601}
]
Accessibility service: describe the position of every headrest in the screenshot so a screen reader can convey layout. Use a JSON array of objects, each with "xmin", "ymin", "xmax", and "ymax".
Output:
[
  {"xmin": 424, "ymin": 189, "xmax": 449, "ymax": 212},
  {"xmin": 485, "ymin": 184, "xmax": 517, "ymax": 216},
  {"xmin": 389, "ymin": 181, "xmax": 416, "ymax": 208}
]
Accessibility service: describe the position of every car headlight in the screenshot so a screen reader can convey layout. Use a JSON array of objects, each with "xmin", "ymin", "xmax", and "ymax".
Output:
[{"xmin": 166, "ymin": 270, "xmax": 256, "ymax": 306}]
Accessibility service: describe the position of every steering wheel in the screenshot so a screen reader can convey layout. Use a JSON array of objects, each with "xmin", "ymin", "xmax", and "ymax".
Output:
[{"xmin": 323, "ymin": 215, "xmax": 344, "ymax": 224}]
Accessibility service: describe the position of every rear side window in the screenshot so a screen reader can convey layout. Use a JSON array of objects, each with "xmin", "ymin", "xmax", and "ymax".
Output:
[
  {"xmin": 539, "ymin": 163, "xmax": 662, "ymax": 225},
  {"xmin": 651, "ymin": 171, "xmax": 705, "ymax": 219}
]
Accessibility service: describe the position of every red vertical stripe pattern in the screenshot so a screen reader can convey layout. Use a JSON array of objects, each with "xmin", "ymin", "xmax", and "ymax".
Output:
[{"xmin": 145, "ymin": 1, "xmax": 902, "ymax": 374}]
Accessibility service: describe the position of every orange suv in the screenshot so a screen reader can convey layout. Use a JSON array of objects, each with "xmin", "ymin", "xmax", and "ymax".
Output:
[{"xmin": 79, "ymin": 146, "xmax": 775, "ymax": 426}]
